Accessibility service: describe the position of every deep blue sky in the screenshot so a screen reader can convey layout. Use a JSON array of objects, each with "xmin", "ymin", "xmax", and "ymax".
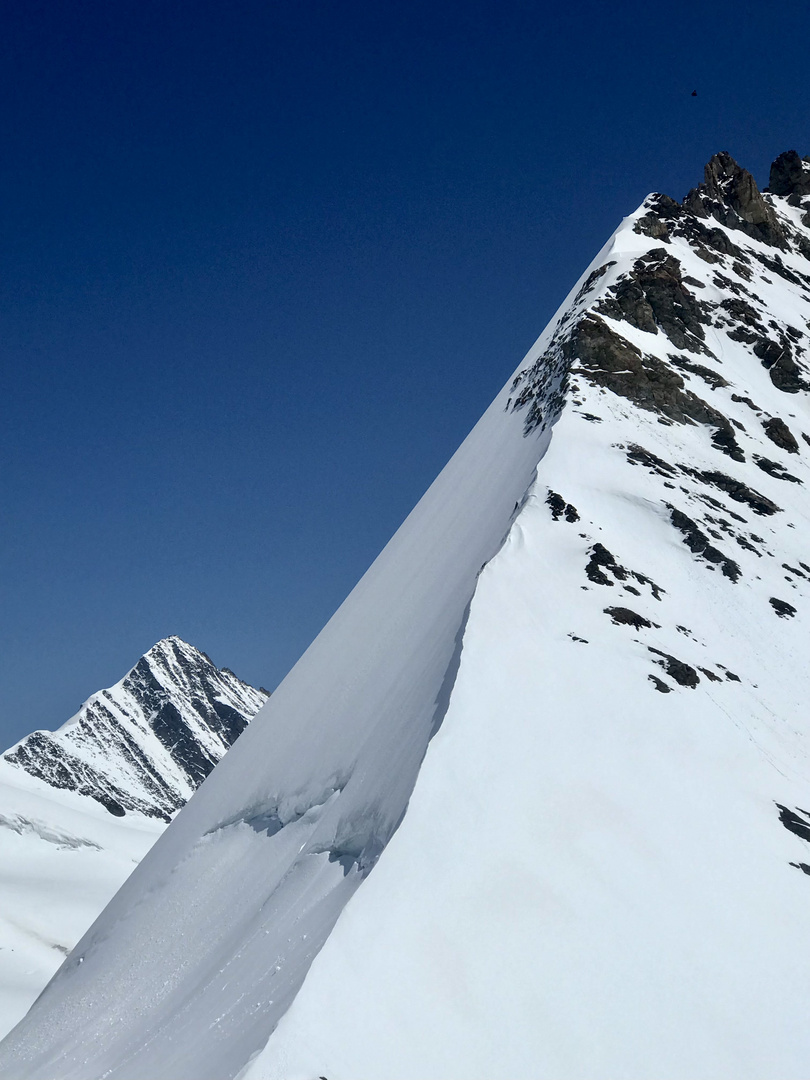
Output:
[{"xmin": 1, "ymin": 0, "xmax": 807, "ymax": 747}]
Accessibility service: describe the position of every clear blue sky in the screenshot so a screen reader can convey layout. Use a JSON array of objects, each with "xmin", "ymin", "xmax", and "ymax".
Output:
[{"xmin": 1, "ymin": 0, "xmax": 807, "ymax": 748}]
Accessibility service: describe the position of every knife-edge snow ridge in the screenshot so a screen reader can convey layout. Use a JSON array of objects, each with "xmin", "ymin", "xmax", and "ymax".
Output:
[
  {"xmin": 252, "ymin": 150, "xmax": 810, "ymax": 1080},
  {"xmin": 3, "ymin": 150, "xmax": 810, "ymax": 1080}
]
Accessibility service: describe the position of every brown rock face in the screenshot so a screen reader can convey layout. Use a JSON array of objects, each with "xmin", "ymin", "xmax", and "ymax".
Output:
[
  {"xmin": 703, "ymin": 152, "xmax": 773, "ymax": 225},
  {"xmin": 510, "ymin": 149, "xmax": 810, "ymax": 441},
  {"xmin": 682, "ymin": 151, "xmax": 786, "ymax": 249},
  {"xmin": 565, "ymin": 316, "xmax": 687, "ymax": 419},
  {"xmin": 566, "ymin": 315, "xmax": 734, "ymax": 439},
  {"xmin": 596, "ymin": 248, "xmax": 711, "ymax": 354}
]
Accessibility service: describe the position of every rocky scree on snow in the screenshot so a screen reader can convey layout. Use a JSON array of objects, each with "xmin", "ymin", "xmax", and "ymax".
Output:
[{"xmin": 522, "ymin": 149, "xmax": 810, "ymax": 699}]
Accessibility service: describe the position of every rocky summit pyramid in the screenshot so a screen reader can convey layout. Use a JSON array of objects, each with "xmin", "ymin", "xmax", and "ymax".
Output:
[
  {"xmin": 3, "ymin": 635, "xmax": 268, "ymax": 820},
  {"xmin": 3, "ymin": 151, "xmax": 810, "ymax": 1080}
]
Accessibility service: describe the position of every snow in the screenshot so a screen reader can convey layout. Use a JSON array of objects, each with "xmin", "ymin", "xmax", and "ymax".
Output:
[
  {"xmin": 0, "ymin": 762, "xmax": 162, "ymax": 1039},
  {"xmin": 4, "ymin": 168, "xmax": 810, "ymax": 1079},
  {"xmin": 244, "ymin": 195, "xmax": 810, "ymax": 1080},
  {"xmin": 250, "ymin": 432, "xmax": 810, "ymax": 1079},
  {"xmin": 0, "ymin": 260, "xmax": 576, "ymax": 1078}
]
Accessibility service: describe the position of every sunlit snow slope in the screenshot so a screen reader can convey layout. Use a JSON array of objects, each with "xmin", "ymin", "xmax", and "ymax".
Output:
[
  {"xmin": 5, "ymin": 151, "xmax": 810, "ymax": 1080},
  {"xmin": 0, "ymin": 768, "xmax": 162, "ymax": 1040},
  {"xmin": 251, "ymin": 151, "xmax": 810, "ymax": 1080},
  {"xmin": 0, "ymin": 638, "xmax": 266, "ymax": 1040}
]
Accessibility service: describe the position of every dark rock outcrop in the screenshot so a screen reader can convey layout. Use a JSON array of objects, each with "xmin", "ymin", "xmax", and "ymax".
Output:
[
  {"xmin": 754, "ymin": 335, "xmax": 808, "ymax": 393},
  {"xmin": 777, "ymin": 804, "xmax": 810, "ymax": 840},
  {"xmin": 683, "ymin": 152, "xmax": 787, "ymax": 249},
  {"xmin": 668, "ymin": 506, "xmax": 742, "ymax": 581},
  {"xmin": 669, "ymin": 355, "xmax": 729, "ymax": 390},
  {"xmin": 755, "ymin": 457, "xmax": 802, "ymax": 484},
  {"xmin": 625, "ymin": 444, "xmax": 679, "ymax": 478},
  {"xmin": 697, "ymin": 471, "xmax": 780, "ymax": 516},
  {"xmin": 566, "ymin": 316, "xmax": 734, "ymax": 436},
  {"xmin": 770, "ymin": 597, "xmax": 797, "ymax": 619},
  {"xmin": 763, "ymin": 417, "xmax": 800, "ymax": 454},
  {"xmin": 604, "ymin": 606, "xmax": 659, "ymax": 630},
  {"xmin": 648, "ymin": 647, "xmax": 700, "ymax": 688},
  {"xmin": 585, "ymin": 543, "xmax": 620, "ymax": 586},
  {"xmin": 629, "ymin": 151, "xmax": 810, "ymax": 271},
  {"xmin": 546, "ymin": 491, "xmax": 580, "ymax": 522},
  {"xmin": 768, "ymin": 151, "xmax": 810, "ymax": 199},
  {"xmin": 584, "ymin": 543, "xmax": 664, "ymax": 599},
  {"xmin": 596, "ymin": 249, "xmax": 712, "ymax": 354}
]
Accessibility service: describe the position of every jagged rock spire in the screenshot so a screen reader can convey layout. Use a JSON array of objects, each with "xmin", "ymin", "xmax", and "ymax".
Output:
[
  {"xmin": 683, "ymin": 151, "xmax": 785, "ymax": 247},
  {"xmin": 769, "ymin": 150, "xmax": 810, "ymax": 200}
]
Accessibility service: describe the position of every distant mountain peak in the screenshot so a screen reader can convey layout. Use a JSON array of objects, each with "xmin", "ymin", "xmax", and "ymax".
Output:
[{"xmin": 3, "ymin": 638, "xmax": 268, "ymax": 820}]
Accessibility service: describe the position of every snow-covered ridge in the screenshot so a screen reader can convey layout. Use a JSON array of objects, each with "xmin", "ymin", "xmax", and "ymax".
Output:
[
  {"xmin": 4, "ymin": 150, "xmax": 810, "ymax": 1080},
  {"xmin": 248, "ymin": 150, "xmax": 810, "ymax": 1079},
  {"xmin": 3, "ymin": 636, "xmax": 268, "ymax": 820}
]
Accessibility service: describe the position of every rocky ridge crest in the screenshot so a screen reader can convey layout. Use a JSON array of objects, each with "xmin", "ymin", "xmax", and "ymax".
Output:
[{"xmin": 505, "ymin": 149, "xmax": 810, "ymax": 710}]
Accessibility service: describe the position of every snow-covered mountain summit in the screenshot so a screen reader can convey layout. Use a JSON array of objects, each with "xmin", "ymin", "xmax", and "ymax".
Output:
[
  {"xmin": 3, "ymin": 151, "xmax": 810, "ymax": 1080},
  {"xmin": 3, "ymin": 636, "xmax": 268, "ymax": 821}
]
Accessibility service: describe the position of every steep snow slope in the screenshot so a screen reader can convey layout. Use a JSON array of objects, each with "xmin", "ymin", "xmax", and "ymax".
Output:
[
  {"xmin": 0, "ymin": 242, "xmax": 565, "ymax": 1078},
  {"xmin": 4, "ymin": 151, "xmax": 810, "ymax": 1080},
  {"xmin": 249, "ymin": 152, "xmax": 810, "ymax": 1079},
  {"xmin": 0, "ymin": 638, "xmax": 266, "ymax": 1040}
]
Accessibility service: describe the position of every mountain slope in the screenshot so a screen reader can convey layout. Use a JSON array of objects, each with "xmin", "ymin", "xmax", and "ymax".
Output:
[
  {"xmin": 3, "ymin": 151, "xmax": 810, "ymax": 1080},
  {"xmin": 0, "ymin": 638, "xmax": 267, "ymax": 1039},
  {"xmin": 250, "ymin": 150, "xmax": 810, "ymax": 1079}
]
